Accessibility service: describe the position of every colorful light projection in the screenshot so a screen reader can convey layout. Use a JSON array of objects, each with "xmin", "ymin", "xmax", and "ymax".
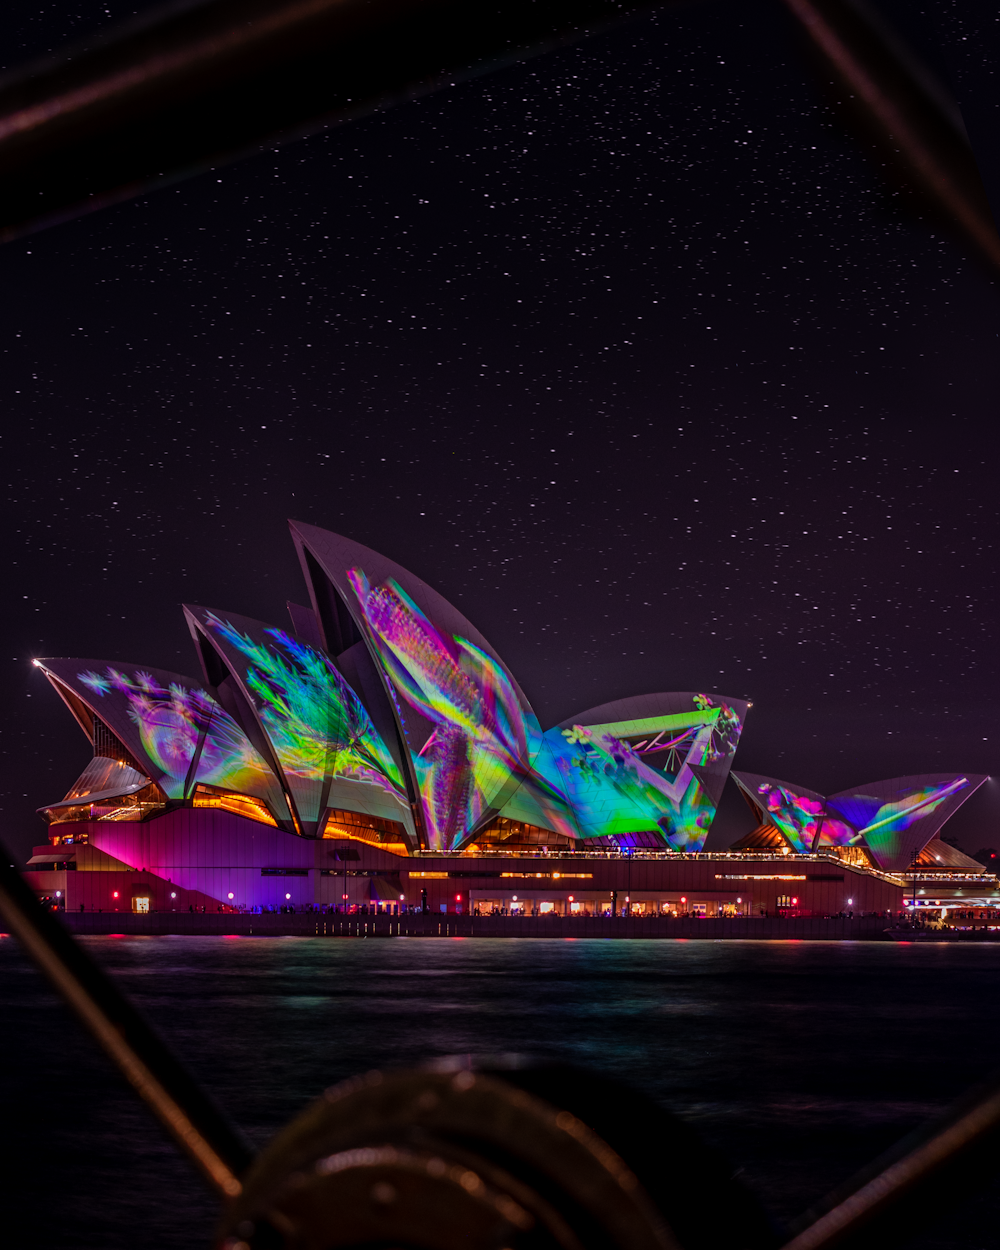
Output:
[
  {"xmin": 528, "ymin": 697, "xmax": 745, "ymax": 850},
  {"xmin": 812, "ymin": 815, "xmax": 857, "ymax": 849},
  {"xmin": 754, "ymin": 781, "xmax": 825, "ymax": 853},
  {"xmin": 827, "ymin": 778, "xmax": 970, "ymax": 865},
  {"xmin": 347, "ymin": 569, "xmax": 534, "ymax": 849},
  {"xmin": 76, "ymin": 666, "xmax": 283, "ymax": 805},
  {"xmin": 736, "ymin": 771, "xmax": 983, "ymax": 868},
  {"xmin": 204, "ymin": 615, "xmax": 407, "ymax": 820},
  {"xmin": 348, "ymin": 563, "xmax": 745, "ymax": 851},
  {"xmin": 294, "ymin": 525, "xmax": 746, "ymax": 852}
]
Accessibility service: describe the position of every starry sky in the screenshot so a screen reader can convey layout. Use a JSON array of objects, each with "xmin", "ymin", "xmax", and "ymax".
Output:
[{"xmin": 2, "ymin": 0, "xmax": 999, "ymax": 864}]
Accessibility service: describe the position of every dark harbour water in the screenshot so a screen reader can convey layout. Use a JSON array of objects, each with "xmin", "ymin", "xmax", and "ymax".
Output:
[{"xmin": 2, "ymin": 937, "xmax": 1000, "ymax": 1250}]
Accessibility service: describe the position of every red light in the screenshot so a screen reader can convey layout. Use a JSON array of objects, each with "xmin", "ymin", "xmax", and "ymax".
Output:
[
  {"xmin": 455, "ymin": 894, "xmax": 461, "ymax": 901},
  {"xmin": 792, "ymin": 897, "xmax": 798, "ymax": 906},
  {"xmin": 680, "ymin": 896, "xmax": 687, "ymax": 904},
  {"xmin": 112, "ymin": 891, "xmax": 119, "ymax": 899}
]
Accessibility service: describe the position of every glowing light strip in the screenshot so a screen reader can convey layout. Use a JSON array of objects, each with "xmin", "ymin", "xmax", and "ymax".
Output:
[
  {"xmin": 500, "ymin": 872, "xmax": 593, "ymax": 879},
  {"xmin": 716, "ymin": 874, "xmax": 807, "ymax": 881}
]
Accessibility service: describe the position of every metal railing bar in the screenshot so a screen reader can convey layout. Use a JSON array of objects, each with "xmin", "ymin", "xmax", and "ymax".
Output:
[
  {"xmin": 0, "ymin": 0, "xmax": 666, "ymax": 242},
  {"xmin": 779, "ymin": 0, "xmax": 1000, "ymax": 272},
  {"xmin": 0, "ymin": 838, "xmax": 253, "ymax": 1198},
  {"xmin": 782, "ymin": 1069, "xmax": 1000, "ymax": 1250}
]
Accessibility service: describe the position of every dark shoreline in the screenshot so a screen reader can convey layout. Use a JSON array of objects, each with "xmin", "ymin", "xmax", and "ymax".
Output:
[{"xmin": 48, "ymin": 912, "xmax": 1000, "ymax": 940}]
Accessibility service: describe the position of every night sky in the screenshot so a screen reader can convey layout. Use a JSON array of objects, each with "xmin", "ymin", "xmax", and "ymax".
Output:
[{"xmin": 2, "ymin": 0, "xmax": 999, "ymax": 865}]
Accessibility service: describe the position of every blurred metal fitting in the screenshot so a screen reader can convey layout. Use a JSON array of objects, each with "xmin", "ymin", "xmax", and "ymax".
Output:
[{"xmin": 216, "ymin": 1068, "xmax": 678, "ymax": 1250}]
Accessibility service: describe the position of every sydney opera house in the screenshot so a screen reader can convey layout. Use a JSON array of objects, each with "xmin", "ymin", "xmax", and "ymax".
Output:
[{"xmin": 23, "ymin": 523, "xmax": 997, "ymax": 920}]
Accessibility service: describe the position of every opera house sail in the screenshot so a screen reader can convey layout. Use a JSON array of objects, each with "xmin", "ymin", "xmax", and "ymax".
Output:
[{"xmin": 731, "ymin": 771, "xmax": 987, "ymax": 873}]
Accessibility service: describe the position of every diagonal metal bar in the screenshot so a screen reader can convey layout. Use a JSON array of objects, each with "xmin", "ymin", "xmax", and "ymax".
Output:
[
  {"xmin": 781, "ymin": 1070, "xmax": 1000, "ymax": 1250},
  {"xmin": 0, "ymin": 839, "xmax": 253, "ymax": 1198},
  {"xmin": 779, "ymin": 0, "xmax": 1000, "ymax": 272},
  {"xmin": 0, "ymin": 0, "xmax": 665, "ymax": 242}
]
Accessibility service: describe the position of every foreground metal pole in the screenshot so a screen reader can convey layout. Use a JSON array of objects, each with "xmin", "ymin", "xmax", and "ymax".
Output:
[
  {"xmin": 780, "ymin": 0, "xmax": 1000, "ymax": 274},
  {"xmin": 0, "ymin": 0, "xmax": 663, "ymax": 242},
  {"xmin": 0, "ymin": 841, "xmax": 251, "ymax": 1198},
  {"xmin": 782, "ymin": 1075, "xmax": 1000, "ymax": 1250}
]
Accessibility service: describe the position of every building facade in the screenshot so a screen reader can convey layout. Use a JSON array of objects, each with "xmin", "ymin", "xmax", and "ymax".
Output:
[
  {"xmin": 27, "ymin": 808, "xmax": 904, "ymax": 919},
  {"xmin": 22, "ymin": 522, "xmax": 990, "ymax": 920}
]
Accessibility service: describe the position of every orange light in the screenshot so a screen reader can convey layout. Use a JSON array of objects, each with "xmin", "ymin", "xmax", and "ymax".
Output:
[{"xmin": 192, "ymin": 791, "xmax": 277, "ymax": 826}]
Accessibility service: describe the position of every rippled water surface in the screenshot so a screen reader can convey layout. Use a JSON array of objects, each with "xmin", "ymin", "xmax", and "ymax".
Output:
[{"xmin": 2, "ymin": 936, "xmax": 999, "ymax": 1248}]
